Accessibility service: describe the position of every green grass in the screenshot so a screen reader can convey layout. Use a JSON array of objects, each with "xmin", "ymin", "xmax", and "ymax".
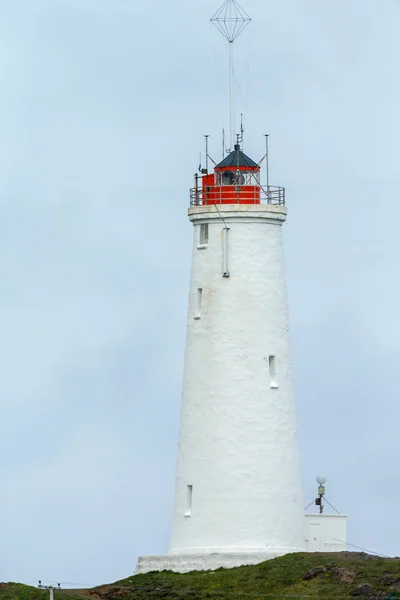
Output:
[
  {"xmin": 3, "ymin": 553, "xmax": 400, "ymax": 600},
  {"xmin": 0, "ymin": 586, "xmax": 79, "ymax": 600}
]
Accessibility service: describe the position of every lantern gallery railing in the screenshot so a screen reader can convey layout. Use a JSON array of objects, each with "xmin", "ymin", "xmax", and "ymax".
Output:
[{"xmin": 189, "ymin": 185, "xmax": 285, "ymax": 207}]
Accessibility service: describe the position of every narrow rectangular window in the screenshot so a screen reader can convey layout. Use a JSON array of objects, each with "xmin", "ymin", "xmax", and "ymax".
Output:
[
  {"xmin": 199, "ymin": 223, "xmax": 209, "ymax": 245},
  {"xmin": 269, "ymin": 355, "xmax": 278, "ymax": 389},
  {"xmin": 185, "ymin": 485, "xmax": 193, "ymax": 517},
  {"xmin": 222, "ymin": 227, "xmax": 230, "ymax": 278},
  {"xmin": 194, "ymin": 288, "xmax": 202, "ymax": 320}
]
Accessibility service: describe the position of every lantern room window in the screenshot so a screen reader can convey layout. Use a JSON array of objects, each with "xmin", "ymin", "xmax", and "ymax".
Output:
[{"xmin": 216, "ymin": 171, "xmax": 260, "ymax": 186}]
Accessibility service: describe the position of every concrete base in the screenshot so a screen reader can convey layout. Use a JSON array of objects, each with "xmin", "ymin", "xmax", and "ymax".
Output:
[
  {"xmin": 135, "ymin": 515, "xmax": 348, "ymax": 574},
  {"xmin": 135, "ymin": 550, "xmax": 300, "ymax": 574}
]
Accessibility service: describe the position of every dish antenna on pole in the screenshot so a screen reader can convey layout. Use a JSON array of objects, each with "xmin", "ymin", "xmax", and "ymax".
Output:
[{"xmin": 211, "ymin": 0, "xmax": 251, "ymax": 151}]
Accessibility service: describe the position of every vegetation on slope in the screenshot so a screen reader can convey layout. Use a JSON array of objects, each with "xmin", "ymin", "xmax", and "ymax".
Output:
[
  {"xmin": 2, "ymin": 552, "xmax": 400, "ymax": 599},
  {"xmin": 0, "ymin": 586, "xmax": 78, "ymax": 600}
]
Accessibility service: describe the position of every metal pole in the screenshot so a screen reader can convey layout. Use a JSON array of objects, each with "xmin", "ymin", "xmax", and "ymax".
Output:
[
  {"xmin": 38, "ymin": 583, "xmax": 61, "ymax": 597},
  {"xmin": 205, "ymin": 135, "xmax": 209, "ymax": 174},
  {"xmin": 222, "ymin": 227, "xmax": 229, "ymax": 278},
  {"xmin": 229, "ymin": 41, "xmax": 234, "ymax": 150},
  {"xmin": 194, "ymin": 173, "xmax": 199, "ymax": 206},
  {"xmin": 265, "ymin": 134, "xmax": 270, "ymax": 203}
]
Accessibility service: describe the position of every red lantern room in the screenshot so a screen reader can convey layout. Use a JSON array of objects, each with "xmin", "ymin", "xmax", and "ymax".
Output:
[
  {"xmin": 190, "ymin": 141, "xmax": 285, "ymax": 208},
  {"xmin": 205, "ymin": 144, "xmax": 260, "ymax": 205}
]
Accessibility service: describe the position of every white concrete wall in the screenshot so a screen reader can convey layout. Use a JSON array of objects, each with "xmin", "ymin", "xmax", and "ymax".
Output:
[
  {"xmin": 136, "ymin": 551, "xmax": 286, "ymax": 574},
  {"xmin": 304, "ymin": 514, "xmax": 347, "ymax": 552},
  {"xmin": 169, "ymin": 204, "xmax": 305, "ymax": 556}
]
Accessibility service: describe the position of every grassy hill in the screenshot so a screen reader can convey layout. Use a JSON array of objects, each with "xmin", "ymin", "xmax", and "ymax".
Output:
[{"xmin": 2, "ymin": 552, "xmax": 400, "ymax": 599}]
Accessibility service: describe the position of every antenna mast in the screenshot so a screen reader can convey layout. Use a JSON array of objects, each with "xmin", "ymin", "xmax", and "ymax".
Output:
[{"xmin": 211, "ymin": 0, "xmax": 251, "ymax": 151}]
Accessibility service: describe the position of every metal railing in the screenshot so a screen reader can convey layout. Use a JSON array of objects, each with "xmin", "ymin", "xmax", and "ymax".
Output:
[{"xmin": 189, "ymin": 185, "xmax": 285, "ymax": 207}]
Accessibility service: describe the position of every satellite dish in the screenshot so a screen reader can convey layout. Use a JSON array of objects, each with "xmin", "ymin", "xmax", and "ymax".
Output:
[{"xmin": 316, "ymin": 475, "xmax": 327, "ymax": 485}]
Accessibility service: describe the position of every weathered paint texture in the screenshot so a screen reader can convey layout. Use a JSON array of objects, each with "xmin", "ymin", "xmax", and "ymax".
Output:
[
  {"xmin": 171, "ymin": 205, "xmax": 305, "ymax": 555},
  {"xmin": 136, "ymin": 204, "xmax": 306, "ymax": 574},
  {"xmin": 135, "ymin": 551, "xmax": 286, "ymax": 574}
]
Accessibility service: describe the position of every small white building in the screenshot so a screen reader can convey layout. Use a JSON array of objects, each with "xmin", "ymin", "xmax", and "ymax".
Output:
[{"xmin": 305, "ymin": 514, "xmax": 347, "ymax": 553}]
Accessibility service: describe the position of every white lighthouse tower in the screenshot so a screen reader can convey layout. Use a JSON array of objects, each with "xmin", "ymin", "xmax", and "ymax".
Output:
[
  {"xmin": 135, "ymin": 0, "xmax": 347, "ymax": 575},
  {"xmin": 136, "ymin": 139, "xmax": 305, "ymax": 573},
  {"xmin": 136, "ymin": 1, "xmax": 305, "ymax": 575},
  {"xmin": 170, "ymin": 141, "xmax": 306, "ymax": 558}
]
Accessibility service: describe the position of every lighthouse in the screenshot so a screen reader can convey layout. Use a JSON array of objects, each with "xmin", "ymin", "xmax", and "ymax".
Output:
[
  {"xmin": 171, "ymin": 141, "xmax": 306, "ymax": 555},
  {"xmin": 136, "ymin": 140, "xmax": 306, "ymax": 572},
  {"xmin": 135, "ymin": 0, "xmax": 347, "ymax": 575}
]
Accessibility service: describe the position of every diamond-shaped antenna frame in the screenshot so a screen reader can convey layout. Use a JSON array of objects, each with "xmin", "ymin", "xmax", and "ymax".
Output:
[{"xmin": 211, "ymin": 0, "xmax": 251, "ymax": 43}]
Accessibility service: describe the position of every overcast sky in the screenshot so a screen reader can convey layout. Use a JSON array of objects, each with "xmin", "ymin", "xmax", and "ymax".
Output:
[{"xmin": 1, "ymin": 0, "xmax": 400, "ymax": 588}]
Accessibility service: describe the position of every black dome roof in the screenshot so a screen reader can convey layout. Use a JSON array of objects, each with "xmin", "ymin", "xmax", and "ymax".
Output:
[{"xmin": 216, "ymin": 144, "xmax": 258, "ymax": 169}]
